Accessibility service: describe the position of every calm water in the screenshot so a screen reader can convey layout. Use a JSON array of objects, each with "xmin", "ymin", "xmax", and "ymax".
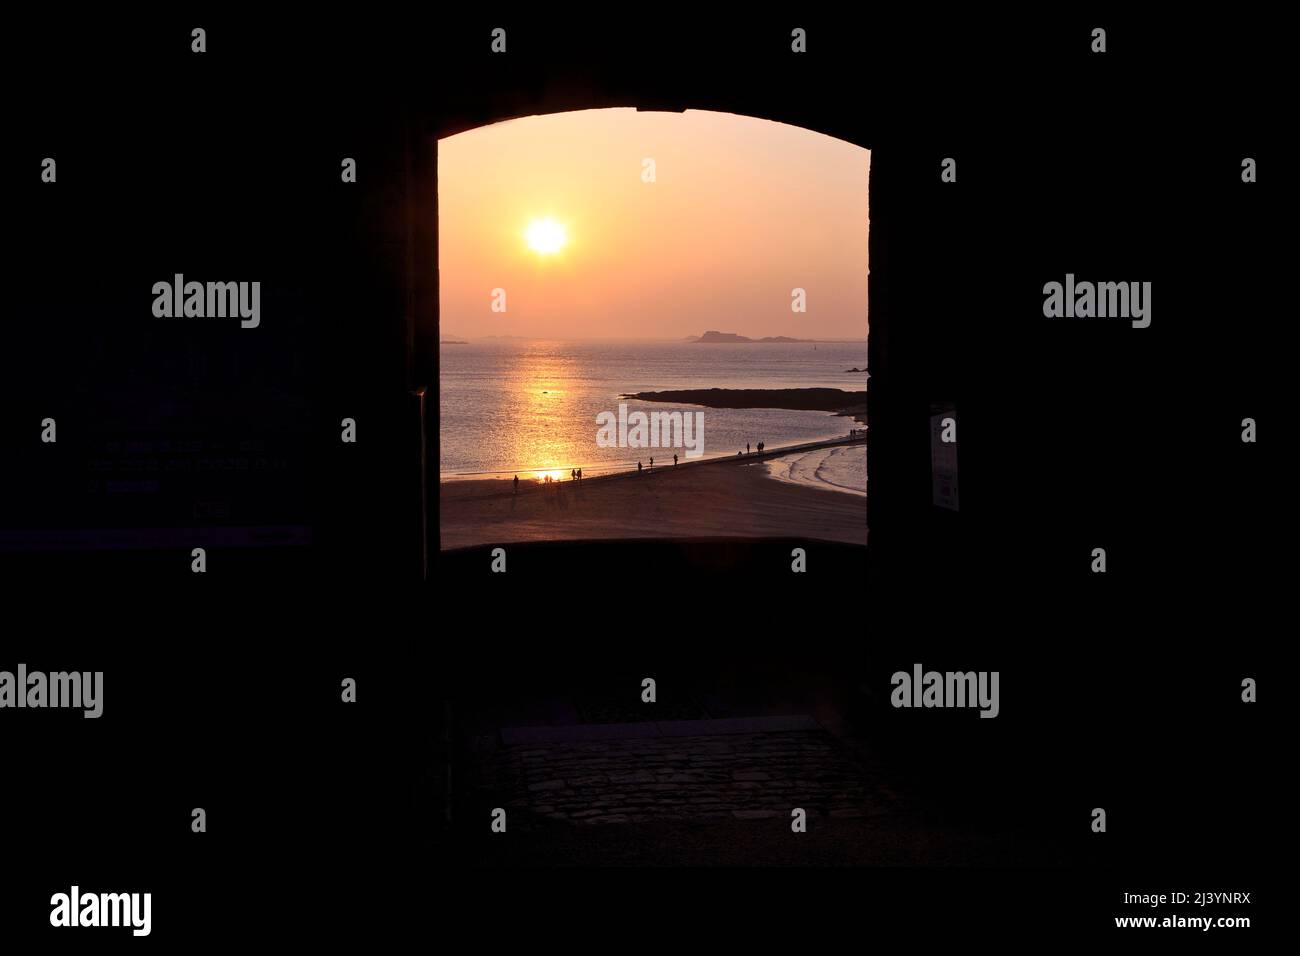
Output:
[{"xmin": 439, "ymin": 339, "xmax": 868, "ymax": 478}]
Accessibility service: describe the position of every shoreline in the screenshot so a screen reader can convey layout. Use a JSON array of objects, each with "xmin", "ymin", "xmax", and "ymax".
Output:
[
  {"xmin": 440, "ymin": 426, "xmax": 861, "ymax": 482},
  {"xmin": 765, "ymin": 445, "xmax": 867, "ymax": 498},
  {"xmin": 439, "ymin": 435, "xmax": 867, "ymax": 550},
  {"xmin": 442, "ymin": 433, "xmax": 865, "ymax": 493}
]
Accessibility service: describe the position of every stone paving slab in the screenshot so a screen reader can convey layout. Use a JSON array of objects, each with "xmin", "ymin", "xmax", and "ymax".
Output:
[
  {"xmin": 500, "ymin": 714, "xmax": 820, "ymax": 746},
  {"xmin": 483, "ymin": 722, "xmax": 903, "ymax": 828}
]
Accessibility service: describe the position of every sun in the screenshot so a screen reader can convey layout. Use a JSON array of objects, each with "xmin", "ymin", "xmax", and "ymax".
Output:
[{"xmin": 525, "ymin": 218, "xmax": 567, "ymax": 255}]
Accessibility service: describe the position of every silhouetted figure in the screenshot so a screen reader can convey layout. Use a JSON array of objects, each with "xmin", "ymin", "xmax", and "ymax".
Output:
[
  {"xmin": 571, "ymin": 469, "xmax": 576, "ymax": 481},
  {"xmin": 637, "ymin": 461, "xmax": 642, "ymax": 473},
  {"xmin": 513, "ymin": 475, "xmax": 519, "ymax": 494},
  {"xmin": 758, "ymin": 441, "xmax": 764, "ymax": 453},
  {"xmin": 649, "ymin": 457, "xmax": 654, "ymax": 471},
  {"xmin": 673, "ymin": 454, "xmax": 678, "ymax": 467},
  {"xmin": 577, "ymin": 468, "xmax": 582, "ymax": 482},
  {"xmin": 746, "ymin": 442, "xmax": 750, "ymax": 454}
]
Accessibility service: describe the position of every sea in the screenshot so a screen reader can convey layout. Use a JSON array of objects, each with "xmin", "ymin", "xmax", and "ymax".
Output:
[{"xmin": 439, "ymin": 339, "xmax": 868, "ymax": 481}]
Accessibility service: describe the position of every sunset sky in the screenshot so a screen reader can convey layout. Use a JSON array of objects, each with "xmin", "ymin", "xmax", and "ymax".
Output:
[{"xmin": 439, "ymin": 109, "xmax": 869, "ymax": 341}]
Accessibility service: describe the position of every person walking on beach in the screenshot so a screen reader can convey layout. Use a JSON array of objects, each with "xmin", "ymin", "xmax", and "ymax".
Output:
[
  {"xmin": 513, "ymin": 474, "xmax": 519, "ymax": 494},
  {"xmin": 758, "ymin": 441, "xmax": 764, "ymax": 453},
  {"xmin": 746, "ymin": 442, "xmax": 750, "ymax": 455},
  {"xmin": 577, "ymin": 468, "xmax": 582, "ymax": 482},
  {"xmin": 638, "ymin": 461, "xmax": 642, "ymax": 474},
  {"xmin": 571, "ymin": 469, "xmax": 576, "ymax": 481},
  {"xmin": 649, "ymin": 457, "xmax": 654, "ymax": 471},
  {"xmin": 673, "ymin": 453, "xmax": 678, "ymax": 467}
]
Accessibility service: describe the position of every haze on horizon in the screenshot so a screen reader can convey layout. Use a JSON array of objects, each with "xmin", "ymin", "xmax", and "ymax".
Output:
[{"xmin": 439, "ymin": 108, "xmax": 869, "ymax": 342}]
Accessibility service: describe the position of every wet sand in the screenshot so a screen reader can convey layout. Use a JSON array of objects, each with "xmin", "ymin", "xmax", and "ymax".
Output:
[{"xmin": 439, "ymin": 444, "xmax": 867, "ymax": 550}]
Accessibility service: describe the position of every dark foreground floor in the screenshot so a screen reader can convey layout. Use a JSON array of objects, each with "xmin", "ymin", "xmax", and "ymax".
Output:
[
  {"xmin": 456, "ymin": 815, "xmax": 1071, "ymax": 867},
  {"xmin": 446, "ymin": 716, "xmax": 1072, "ymax": 867}
]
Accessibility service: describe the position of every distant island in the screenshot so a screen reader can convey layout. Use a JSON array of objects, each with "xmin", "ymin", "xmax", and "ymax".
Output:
[
  {"xmin": 440, "ymin": 340, "xmax": 468, "ymax": 345},
  {"xmin": 622, "ymin": 387, "xmax": 867, "ymax": 425},
  {"xmin": 687, "ymin": 330, "xmax": 818, "ymax": 344}
]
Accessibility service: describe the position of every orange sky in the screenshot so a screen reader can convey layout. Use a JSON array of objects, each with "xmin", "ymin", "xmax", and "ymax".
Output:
[{"xmin": 439, "ymin": 109, "xmax": 869, "ymax": 341}]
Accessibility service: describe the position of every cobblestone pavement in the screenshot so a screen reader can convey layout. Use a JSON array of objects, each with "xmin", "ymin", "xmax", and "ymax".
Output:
[{"xmin": 479, "ymin": 726, "xmax": 905, "ymax": 827}]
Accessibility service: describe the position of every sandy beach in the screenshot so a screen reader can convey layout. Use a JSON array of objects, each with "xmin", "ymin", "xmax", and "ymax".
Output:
[{"xmin": 439, "ymin": 440, "xmax": 867, "ymax": 550}]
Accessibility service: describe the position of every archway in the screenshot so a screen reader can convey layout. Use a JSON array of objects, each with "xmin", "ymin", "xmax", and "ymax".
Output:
[{"xmin": 428, "ymin": 108, "xmax": 870, "ymax": 556}]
